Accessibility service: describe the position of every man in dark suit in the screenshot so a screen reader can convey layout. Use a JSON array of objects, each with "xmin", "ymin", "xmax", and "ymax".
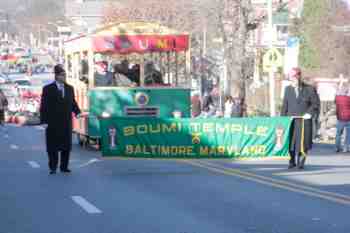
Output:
[
  {"xmin": 281, "ymin": 67, "xmax": 319, "ymax": 169},
  {"xmin": 40, "ymin": 65, "xmax": 81, "ymax": 174}
]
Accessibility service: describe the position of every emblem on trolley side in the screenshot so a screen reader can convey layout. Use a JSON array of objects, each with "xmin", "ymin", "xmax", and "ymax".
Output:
[{"xmin": 134, "ymin": 92, "xmax": 150, "ymax": 106}]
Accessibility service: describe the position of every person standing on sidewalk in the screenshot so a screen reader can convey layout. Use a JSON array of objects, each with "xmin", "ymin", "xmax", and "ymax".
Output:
[
  {"xmin": 304, "ymin": 77, "xmax": 321, "ymax": 141},
  {"xmin": 191, "ymin": 92, "xmax": 202, "ymax": 118},
  {"xmin": 281, "ymin": 67, "xmax": 319, "ymax": 169},
  {"xmin": 40, "ymin": 65, "xmax": 81, "ymax": 174},
  {"xmin": 0, "ymin": 87, "xmax": 8, "ymax": 126},
  {"xmin": 334, "ymin": 78, "xmax": 350, "ymax": 152}
]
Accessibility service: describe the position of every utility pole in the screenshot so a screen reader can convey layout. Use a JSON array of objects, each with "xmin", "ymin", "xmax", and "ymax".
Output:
[
  {"xmin": 38, "ymin": 25, "xmax": 42, "ymax": 48},
  {"xmin": 201, "ymin": 20, "xmax": 207, "ymax": 97},
  {"xmin": 268, "ymin": 0, "xmax": 276, "ymax": 116},
  {"xmin": 5, "ymin": 13, "xmax": 9, "ymax": 40},
  {"xmin": 203, "ymin": 20, "xmax": 207, "ymax": 57}
]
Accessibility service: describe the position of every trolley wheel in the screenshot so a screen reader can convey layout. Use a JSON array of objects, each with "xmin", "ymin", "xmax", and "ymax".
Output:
[
  {"xmin": 96, "ymin": 138, "xmax": 102, "ymax": 151},
  {"xmin": 88, "ymin": 137, "xmax": 101, "ymax": 151},
  {"xmin": 77, "ymin": 134, "xmax": 88, "ymax": 147}
]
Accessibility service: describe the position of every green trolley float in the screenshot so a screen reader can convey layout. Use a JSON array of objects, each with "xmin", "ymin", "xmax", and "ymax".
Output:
[
  {"xmin": 63, "ymin": 22, "xmax": 192, "ymax": 148},
  {"xmin": 64, "ymin": 22, "xmax": 294, "ymax": 159}
]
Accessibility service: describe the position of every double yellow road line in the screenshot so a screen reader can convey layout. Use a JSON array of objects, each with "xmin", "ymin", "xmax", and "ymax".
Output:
[{"xmin": 184, "ymin": 160, "xmax": 350, "ymax": 206}]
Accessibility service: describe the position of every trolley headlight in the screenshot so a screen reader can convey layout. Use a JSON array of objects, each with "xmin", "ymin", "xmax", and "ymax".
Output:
[
  {"xmin": 173, "ymin": 110, "xmax": 182, "ymax": 118},
  {"xmin": 101, "ymin": 112, "xmax": 111, "ymax": 118}
]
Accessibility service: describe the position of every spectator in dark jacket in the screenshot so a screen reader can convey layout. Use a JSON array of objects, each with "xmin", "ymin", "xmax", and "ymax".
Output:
[
  {"xmin": 191, "ymin": 92, "xmax": 201, "ymax": 118},
  {"xmin": 201, "ymin": 92, "xmax": 216, "ymax": 117},
  {"xmin": 0, "ymin": 88, "xmax": 8, "ymax": 125},
  {"xmin": 305, "ymin": 77, "xmax": 321, "ymax": 140}
]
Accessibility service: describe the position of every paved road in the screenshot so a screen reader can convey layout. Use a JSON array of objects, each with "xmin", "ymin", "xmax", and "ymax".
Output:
[{"xmin": 1, "ymin": 124, "xmax": 350, "ymax": 233}]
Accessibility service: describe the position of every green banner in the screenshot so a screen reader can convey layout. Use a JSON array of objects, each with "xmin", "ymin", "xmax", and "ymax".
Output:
[{"xmin": 100, "ymin": 117, "xmax": 293, "ymax": 158}]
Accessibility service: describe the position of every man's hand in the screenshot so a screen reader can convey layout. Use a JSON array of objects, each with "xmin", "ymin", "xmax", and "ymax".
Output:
[{"xmin": 303, "ymin": 113, "xmax": 312, "ymax": 119}]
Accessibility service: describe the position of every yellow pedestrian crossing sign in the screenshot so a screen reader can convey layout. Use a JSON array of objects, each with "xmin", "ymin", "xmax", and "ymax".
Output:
[{"xmin": 263, "ymin": 48, "xmax": 283, "ymax": 72}]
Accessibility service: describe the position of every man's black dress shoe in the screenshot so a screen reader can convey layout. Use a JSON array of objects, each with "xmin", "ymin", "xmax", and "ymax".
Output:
[
  {"xmin": 298, "ymin": 156, "xmax": 306, "ymax": 169},
  {"xmin": 50, "ymin": 170, "xmax": 56, "ymax": 174},
  {"xmin": 288, "ymin": 164, "xmax": 296, "ymax": 169},
  {"xmin": 60, "ymin": 169, "xmax": 71, "ymax": 173}
]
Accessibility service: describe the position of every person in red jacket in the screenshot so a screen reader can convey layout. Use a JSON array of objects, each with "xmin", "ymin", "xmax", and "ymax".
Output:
[{"xmin": 335, "ymin": 78, "xmax": 350, "ymax": 152}]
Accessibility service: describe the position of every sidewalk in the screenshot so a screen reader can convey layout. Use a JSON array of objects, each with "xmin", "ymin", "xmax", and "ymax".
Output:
[{"xmin": 204, "ymin": 143, "xmax": 350, "ymax": 197}]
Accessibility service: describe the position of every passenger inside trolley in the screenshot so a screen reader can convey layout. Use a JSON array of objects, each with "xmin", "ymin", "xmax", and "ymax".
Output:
[
  {"xmin": 129, "ymin": 64, "xmax": 140, "ymax": 85},
  {"xmin": 144, "ymin": 61, "xmax": 164, "ymax": 86},
  {"xmin": 113, "ymin": 60, "xmax": 137, "ymax": 87},
  {"xmin": 94, "ymin": 61, "xmax": 115, "ymax": 87}
]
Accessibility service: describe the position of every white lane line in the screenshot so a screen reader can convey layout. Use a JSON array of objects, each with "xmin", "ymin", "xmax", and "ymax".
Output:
[
  {"xmin": 71, "ymin": 196, "xmax": 102, "ymax": 214},
  {"xmin": 10, "ymin": 144, "xmax": 19, "ymax": 150},
  {"xmin": 34, "ymin": 126, "xmax": 45, "ymax": 130},
  {"xmin": 28, "ymin": 161, "xmax": 40, "ymax": 168},
  {"xmin": 77, "ymin": 158, "xmax": 101, "ymax": 168}
]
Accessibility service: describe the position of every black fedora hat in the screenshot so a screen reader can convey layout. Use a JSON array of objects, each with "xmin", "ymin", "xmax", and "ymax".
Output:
[{"xmin": 54, "ymin": 64, "xmax": 65, "ymax": 75}]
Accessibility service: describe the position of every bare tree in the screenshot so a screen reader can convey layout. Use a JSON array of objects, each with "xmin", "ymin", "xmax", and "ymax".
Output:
[
  {"xmin": 103, "ymin": 0, "xmax": 204, "ymax": 34},
  {"xmin": 207, "ymin": 0, "xmax": 254, "ymax": 116},
  {"xmin": 295, "ymin": 0, "xmax": 350, "ymax": 77},
  {"xmin": 0, "ymin": 0, "xmax": 64, "ymax": 42}
]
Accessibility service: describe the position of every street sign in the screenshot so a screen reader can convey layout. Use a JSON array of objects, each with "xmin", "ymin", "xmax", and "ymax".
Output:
[
  {"xmin": 57, "ymin": 26, "xmax": 71, "ymax": 33},
  {"xmin": 263, "ymin": 47, "xmax": 283, "ymax": 72},
  {"xmin": 284, "ymin": 37, "xmax": 300, "ymax": 74}
]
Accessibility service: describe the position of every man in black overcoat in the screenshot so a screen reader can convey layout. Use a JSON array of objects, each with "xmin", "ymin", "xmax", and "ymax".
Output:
[
  {"xmin": 281, "ymin": 67, "xmax": 319, "ymax": 169},
  {"xmin": 40, "ymin": 65, "xmax": 81, "ymax": 174}
]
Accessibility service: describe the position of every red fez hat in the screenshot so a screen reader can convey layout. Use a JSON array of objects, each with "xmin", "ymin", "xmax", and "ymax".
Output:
[{"xmin": 289, "ymin": 67, "xmax": 302, "ymax": 79}]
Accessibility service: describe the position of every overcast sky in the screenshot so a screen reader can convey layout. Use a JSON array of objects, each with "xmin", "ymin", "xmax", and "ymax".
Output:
[{"xmin": 342, "ymin": 0, "xmax": 350, "ymax": 8}]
